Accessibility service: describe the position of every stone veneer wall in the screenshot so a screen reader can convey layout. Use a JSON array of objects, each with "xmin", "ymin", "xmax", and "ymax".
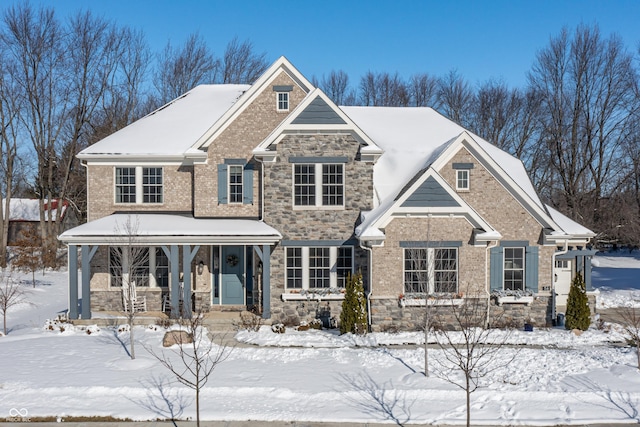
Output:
[
  {"xmin": 369, "ymin": 296, "xmax": 552, "ymax": 332},
  {"xmin": 263, "ymin": 132, "xmax": 374, "ymax": 325}
]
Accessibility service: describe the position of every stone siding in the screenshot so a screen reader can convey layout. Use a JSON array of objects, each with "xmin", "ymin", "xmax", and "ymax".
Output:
[{"xmin": 194, "ymin": 71, "xmax": 308, "ymax": 218}]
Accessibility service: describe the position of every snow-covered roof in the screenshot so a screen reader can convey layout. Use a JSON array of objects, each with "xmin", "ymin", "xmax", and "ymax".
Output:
[
  {"xmin": 58, "ymin": 214, "xmax": 282, "ymax": 244},
  {"xmin": 78, "ymin": 85, "xmax": 250, "ymax": 159},
  {"xmin": 546, "ymin": 205, "xmax": 595, "ymax": 237},
  {"xmin": 2, "ymin": 198, "xmax": 67, "ymax": 221}
]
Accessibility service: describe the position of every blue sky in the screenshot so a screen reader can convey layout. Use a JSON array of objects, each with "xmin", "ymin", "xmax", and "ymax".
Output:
[{"xmin": 11, "ymin": 0, "xmax": 640, "ymax": 89}]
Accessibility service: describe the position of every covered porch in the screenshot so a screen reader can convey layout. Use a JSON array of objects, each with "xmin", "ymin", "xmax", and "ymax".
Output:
[{"xmin": 58, "ymin": 214, "xmax": 281, "ymax": 320}]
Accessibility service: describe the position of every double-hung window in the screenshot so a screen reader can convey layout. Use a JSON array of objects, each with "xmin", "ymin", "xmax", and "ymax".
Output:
[
  {"xmin": 293, "ymin": 163, "xmax": 344, "ymax": 208},
  {"xmin": 277, "ymin": 92, "xmax": 289, "ymax": 111},
  {"xmin": 285, "ymin": 246, "xmax": 353, "ymax": 290},
  {"xmin": 456, "ymin": 170, "xmax": 469, "ymax": 191},
  {"xmin": 228, "ymin": 165, "xmax": 243, "ymax": 204},
  {"xmin": 115, "ymin": 166, "xmax": 163, "ymax": 204},
  {"xmin": 504, "ymin": 247, "xmax": 525, "ymax": 291},
  {"xmin": 110, "ymin": 246, "xmax": 170, "ymax": 287},
  {"xmin": 403, "ymin": 247, "xmax": 458, "ymax": 294}
]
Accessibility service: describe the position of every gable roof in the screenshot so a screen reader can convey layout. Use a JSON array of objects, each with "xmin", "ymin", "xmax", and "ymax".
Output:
[
  {"xmin": 196, "ymin": 56, "xmax": 315, "ymax": 150},
  {"xmin": 78, "ymin": 85, "xmax": 249, "ymax": 161},
  {"xmin": 254, "ymin": 89, "xmax": 382, "ymax": 157}
]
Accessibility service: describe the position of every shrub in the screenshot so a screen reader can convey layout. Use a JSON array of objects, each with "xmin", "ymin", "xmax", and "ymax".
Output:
[
  {"xmin": 565, "ymin": 272, "xmax": 591, "ymax": 331},
  {"xmin": 340, "ymin": 272, "xmax": 367, "ymax": 335}
]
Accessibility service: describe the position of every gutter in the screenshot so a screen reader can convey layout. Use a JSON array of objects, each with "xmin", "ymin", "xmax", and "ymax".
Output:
[
  {"xmin": 485, "ymin": 239, "xmax": 499, "ymax": 327},
  {"xmin": 359, "ymin": 241, "xmax": 374, "ymax": 331}
]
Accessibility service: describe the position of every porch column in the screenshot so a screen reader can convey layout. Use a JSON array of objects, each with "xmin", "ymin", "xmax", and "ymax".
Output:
[
  {"xmin": 182, "ymin": 244, "xmax": 200, "ymax": 318},
  {"xmin": 169, "ymin": 245, "xmax": 180, "ymax": 317},
  {"xmin": 262, "ymin": 244, "xmax": 271, "ymax": 319},
  {"xmin": 68, "ymin": 245, "xmax": 79, "ymax": 320},
  {"xmin": 80, "ymin": 245, "xmax": 98, "ymax": 319},
  {"xmin": 584, "ymin": 256, "xmax": 593, "ymax": 291}
]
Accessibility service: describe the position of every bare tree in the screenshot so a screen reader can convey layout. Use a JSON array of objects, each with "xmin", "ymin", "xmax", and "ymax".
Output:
[
  {"xmin": 112, "ymin": 216, "xmax": 149, "ymax": 360},
  {"xmin": 408, "ymin": 73, "xmax": 439, "ymax": 107},
  {"xmin": 528, "ymin": 24, "xmax": 638, "ymax": 230},
  {"xmin": 146, "ymin": 313, "xmax": 231, "ymax": 427},
  {"xmin": 319, "ymin": 70, "xmax": 356, "ymax": 106},
  {"xmin": 437, "ymin": 70, "xmax": 475, "ymax": 127},
  {"xmin": 432, "ymin": 297, "xmax": 516, "ymax": 427},
  {"xmin": 220, "ymin": 37, "xmax": 268, "ymax": 84},
  {"xmin": 11, "ymin": 226, "xmax": 42, "ymax": 287},
  {"xmin": 154, "ymin": 32, "xmax": 218, "ymax": 104},
  {"xmin": 0, "ymin": 270, "xmax": 30, "ymax": 335},
  {"xmin": 359, "ymin": 71, "xmax": 409, "ymax": 106},
  {"xmin": 618, "ymin": 306, "xmax": 640, "ymax": 369}
]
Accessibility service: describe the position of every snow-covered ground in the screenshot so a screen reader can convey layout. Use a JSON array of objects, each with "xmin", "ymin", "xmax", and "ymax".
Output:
[{"xmin": 0, "ymin": 251, "xmax": 639, "ymax": 425}]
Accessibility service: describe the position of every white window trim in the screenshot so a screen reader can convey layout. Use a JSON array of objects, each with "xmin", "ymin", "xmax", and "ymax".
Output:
[
  {"xmin": 228, "ymin": 164, "xmax": 243, "ymax": 205},
  {"xmin": 277, "ymin": 92, "xmax": 289, "ymax": 112},
  {"xmin": 403, "ymin": 247, "xmax": 458, "ymax": 294},
  {"xmin": 292, "ymin": 163, "xmax": 345, "ymax": 209},
  {"xmin": 114, "ymin": 166, "xmax": 163, "ymax": 205},
  {"xmin": 456, "ymin": 169, "xmax": 470, "ymax": 191},
  {"xmin": 284, "ymin": 246, "xmax": 353, "ymax": 291},
  {"xmin": 109, "ymin": 245, "xmax": 168, "ymax": 288},
  {"xmin": 503, "ymin": 247, "xmax": 525, "ymax": 291}
]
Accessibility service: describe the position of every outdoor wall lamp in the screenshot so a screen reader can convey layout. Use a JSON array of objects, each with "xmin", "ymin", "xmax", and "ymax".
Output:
[{"xmin": 197, "ymin": 260, "xmax": 204, "ymax": 275}]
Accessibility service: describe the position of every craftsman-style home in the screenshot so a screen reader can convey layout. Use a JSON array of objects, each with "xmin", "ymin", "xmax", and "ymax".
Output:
[{"xmin": 59, "ymin": 57, "xmax": 595, "ymax": 330}]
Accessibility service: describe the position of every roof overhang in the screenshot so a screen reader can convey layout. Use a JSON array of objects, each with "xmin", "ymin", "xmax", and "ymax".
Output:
[{"xmin": 58, "ymin": 214, "xmax": 282, "ymax": 245}]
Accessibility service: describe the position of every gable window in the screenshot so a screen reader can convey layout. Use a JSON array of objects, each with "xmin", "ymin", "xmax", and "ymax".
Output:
[
  {"xmin": 456, "ymin": 170, "xmax": 469, "ymax": 191},
  {"xmin": 504, "ymin": 247, "xmax": 525, "ymax": 291},
  {"xmin": 277, "ymin": 92, "xmax": 289, "ymax": 111},
  {"xmin": 403, "ymin": 247, "xmax": 458, "ymax": 294},
  {"xmin": 228, "ymin": 165, "xmax": 243, "ymax": 204},
  {"xmin": 115, "ymin": 166, "xmax": 163, "ymax": 204},
  {"xmin": 285, "ymin": 246, "xmax": 353, "ymax": 290},
  {"xmin": 293, "ymin": 163, "xmax": 344, "ymax": 208}
]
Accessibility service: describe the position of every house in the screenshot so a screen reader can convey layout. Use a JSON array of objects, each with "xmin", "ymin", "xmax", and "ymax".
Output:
[
  {"xmin": 3, "ymin": 198, "xmax": 77, "ymax": 245},
  {"xmin": 58, "ymin": 57, "xmax": 596, "ymax": 329}
]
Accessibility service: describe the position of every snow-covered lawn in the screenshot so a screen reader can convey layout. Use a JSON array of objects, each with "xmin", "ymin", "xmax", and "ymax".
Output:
[{"xmin": 0, "ymin": 251, "xmax": 639, "ymax": 425}]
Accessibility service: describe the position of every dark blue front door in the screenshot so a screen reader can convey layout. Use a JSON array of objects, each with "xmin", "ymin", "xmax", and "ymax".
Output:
[{"xmin": 221, "ymin": 246, "xmax": 244, "ymax": 305}]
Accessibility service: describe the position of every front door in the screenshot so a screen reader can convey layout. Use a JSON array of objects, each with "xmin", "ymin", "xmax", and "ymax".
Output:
[
  {"xmin": 555, "ymin": 259, "xmax": 572, "ymax": 309},
  {"xmin": 221, "ymin": 246, "xmax": 244, "ymax": 305}
]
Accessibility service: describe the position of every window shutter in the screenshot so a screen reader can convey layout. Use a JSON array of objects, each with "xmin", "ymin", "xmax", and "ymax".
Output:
[
  {"xmin": 525, "ymin": 246, "xmax": 539, "ymax": 292},
  {"xmin": 243, "ymin": 163, "xmax": 254, "ymax": 204},
  {"xmin": 490, "ymin": 247, "xmax": 503, "ymax": 292},
  {"xmin": 217, "ymin": 164, "xmax": 228, "ymax": 204}
]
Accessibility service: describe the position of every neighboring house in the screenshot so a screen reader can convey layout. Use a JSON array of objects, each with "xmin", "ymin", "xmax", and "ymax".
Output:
[
  {"xmin": 3, "ymin": 198, "xmax": 77, "ymax": 245},
  {"xmin": 58, "ymin": 57, "xmax": 595, "ymax": 329}
]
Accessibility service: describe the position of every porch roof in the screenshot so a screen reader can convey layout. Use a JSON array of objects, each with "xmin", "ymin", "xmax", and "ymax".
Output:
[{"xmin": 58, "ymin": 214, "xmax": 282, "ymax": 245}]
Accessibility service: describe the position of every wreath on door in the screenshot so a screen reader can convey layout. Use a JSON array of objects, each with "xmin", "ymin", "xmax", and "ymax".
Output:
[{"xmin": 226, "ymin": 254, "xmax": 239, "ymax": 267}]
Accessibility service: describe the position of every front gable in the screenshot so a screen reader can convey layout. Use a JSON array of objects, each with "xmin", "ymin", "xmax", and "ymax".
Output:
[{"xmin": 401, "ymin": 175, "xmax": 460, "ymax": 208}]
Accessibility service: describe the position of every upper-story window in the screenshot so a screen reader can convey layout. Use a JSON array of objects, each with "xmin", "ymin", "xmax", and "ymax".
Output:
[
  {"xmin": 456, "ymin": 169, "xmax": 469, "ymax": 191},
  {"xmin": 277, "ymin": 92, "xmax": 289, "ymax": 111},
  {"xmin": 293, "ymin": 163, "xmax": 344, "ymax": 208},
  {"xmin": 115, "ymin": 166, "xmax": 163, "ymax": 204},
  {"xmin": 228, "ymin": 165, "xmax": 243, "ymax": 204}
]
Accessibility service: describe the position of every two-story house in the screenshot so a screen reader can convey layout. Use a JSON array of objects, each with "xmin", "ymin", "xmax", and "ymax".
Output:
[{"xmin": 59, "ymin": 57, "xmax": 595, "ymax": 330}]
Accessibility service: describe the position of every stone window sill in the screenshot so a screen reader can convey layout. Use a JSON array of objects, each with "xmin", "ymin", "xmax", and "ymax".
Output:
[
  {"xmin": 496, "ymin": 296, "xmax": 534, "ymax": 306},
  {"xmin": 400, "ymin": 298, "xmax": 465, "ymax": 307},
  {"xmin": 281, "ymin": 292, "xmax": 345, "ymax": 302}
]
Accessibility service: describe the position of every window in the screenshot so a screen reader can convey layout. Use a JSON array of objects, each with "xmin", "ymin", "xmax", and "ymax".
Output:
[
  {"xmin": 155, "ymin": 247, "xmax": 169, "ymax": 287},
  {"xmin": 143, "ymin": 167, "xmax": 163, "ymax": 203},
  {"xmin": 403, "ymin": 247, "xmax": 458, "ymax": 294},
  {"xmin": 456, "ymin": 169, "xmax": 469, "ymax": 191},
  {"xmin": 504, "ymin": 247, "xmax": 525, "ymax": 291},
  {"xmin": 115, "ymin": 166, "xmax": 163, "ymax": 204},
  {"xmin": 285, "ymin": 246, "xmax": 353, "ymax": 290},
  {"xmin": 555, "ymin": 259, "xmax": 569, "ymax": 269},
  {"xmin": 277, "ymin": 92, "xmax": 289, "ymax": 111},
  {"xmin": 115, "ymin": 167, "xmax": 136, "ymax": 203},
  {"xmin": 109, "ymin": 247, "xmax": 150, "ymax": 287},
  {"xmin": 228, "ymin": 165, "xmax": 243, "ymax": 204},
  {"xmin": 293, "ymin": 164, "xmax": 344, "ymax": 207}
]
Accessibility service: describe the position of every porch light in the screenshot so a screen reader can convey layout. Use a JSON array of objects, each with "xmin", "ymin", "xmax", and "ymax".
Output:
[{"xmin": 197, "ymin": 260, "xmax": 204, "ymax": 275}]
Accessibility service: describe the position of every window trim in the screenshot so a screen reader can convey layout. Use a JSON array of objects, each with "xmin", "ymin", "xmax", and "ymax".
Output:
[
  {"xmin": 114, "ymin": 166, "xmax": 164, "ymax": 205},
  {"xmin": 228, "ymin": 164, "xmax": 244, "ymax": 204},
  {"xmin": 277, "ymin": 91, "xmax": 289, "ymax": 111},
  {"xmin": 109, "ymin": 246, "xmax": 169, "ymax": 288},
  {"xmin": 403, "ymin": 247, "xmax": 459, "ymax": 295},
  {"xmin": 284, "ymin": 246, "xmax": 354, "ymax": 291},
  {"xmin": 292, "ymin": 163, "xmax": 345, "ymax": 209},
  {"xmin": 503, "ymin": 247, "xmax": 525, "ymax": 291},
  {"xmin": 456, "ymin": 169, "xmax": 470, "ymax": 191}
]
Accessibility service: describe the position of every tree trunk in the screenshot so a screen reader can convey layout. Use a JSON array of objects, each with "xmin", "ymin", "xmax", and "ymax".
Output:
[{"xmin": 466, "ymin": 375, "xmax": 471, "ymax": 427}]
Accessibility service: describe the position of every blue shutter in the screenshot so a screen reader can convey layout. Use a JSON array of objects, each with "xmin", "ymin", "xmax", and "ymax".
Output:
[
  {"xmin": 243, "ymin": 163, "xmax": 254, "ymax": 205},
  {"xmin": 217, "ymin": 164, "xmax": 228, "ymax": 204},
  {"xmin": 490, "ymin": 247, "xmax": 503, "ymax": 292},
  {"xmin": 525, "ymin": 246, "xmax": 539, "ymax": 292}
]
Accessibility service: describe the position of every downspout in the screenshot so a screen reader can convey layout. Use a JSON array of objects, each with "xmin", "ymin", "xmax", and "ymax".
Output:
[
  {"xmin": 485, "ymin": 239, "xmax": 499, "ymax": 328},
  {"xmin": 360, "ymin": 241, "xmax": 374, "ymax": 331},
  {"xmin": 552, "ymin": 240, "xmax": 569, "ymax": 324}
]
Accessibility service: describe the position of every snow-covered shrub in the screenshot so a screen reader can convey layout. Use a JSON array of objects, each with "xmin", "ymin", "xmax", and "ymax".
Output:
[
  {"xmin": 297, "ymin": 321, "xmax": 310, "ymax": 331},
  {"xmin": 44, "ymin": 318, "xmax": 73, "ymax": 333},
  {"xmin": 340, "ymin": 272, "xmax": 367, "ymax": 335},
  {"xmin": 271, "ymin": 323, "xmax": 286, "ymax": 334},
  {"xmin": 117, "ymin": 324, "xmax": 130, "ymax": 333},
  {"xmin": 309, "ymin": 318, "xmax": 323, "ymax": 330}
]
